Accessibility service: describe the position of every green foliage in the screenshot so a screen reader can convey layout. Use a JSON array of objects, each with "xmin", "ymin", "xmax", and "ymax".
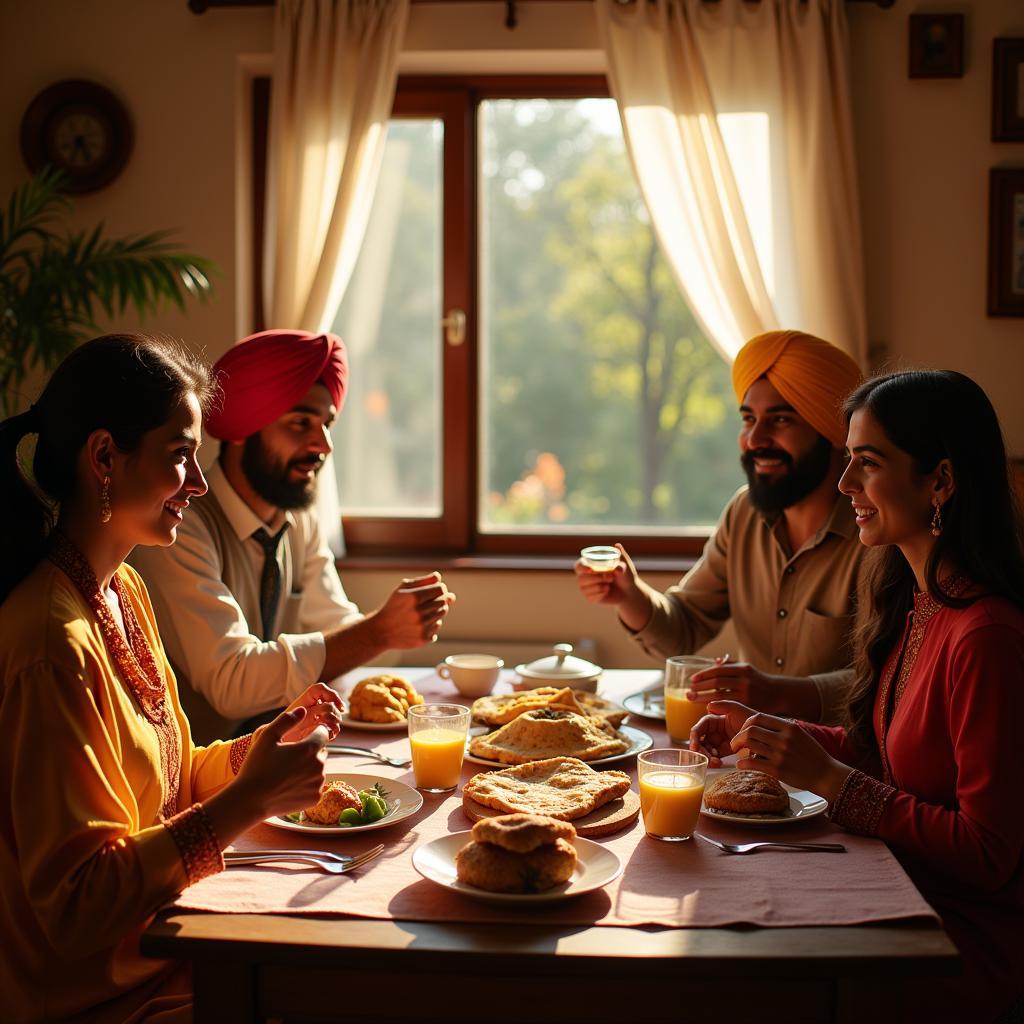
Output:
[{"xmin": 0, "ymin": 168, "xmax": 215, "ymax": 416}]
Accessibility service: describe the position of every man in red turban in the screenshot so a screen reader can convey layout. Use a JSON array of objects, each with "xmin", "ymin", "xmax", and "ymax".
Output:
[
  {"xmin": 132, "ymin": 329, "xmax": 454, "ymax": 741},
  {"xmin": 575, "ymin": 330, "xmax": 866, "ymax": 726}
]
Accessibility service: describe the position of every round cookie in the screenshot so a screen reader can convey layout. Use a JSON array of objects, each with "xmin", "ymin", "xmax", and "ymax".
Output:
[
  {"xmin": 471, "ymin": 813, "xmax": 577, "ymax": 854},
  {"xmin": 455, "ymin": 837, "xmax": 577, "ymax": 893},
  {"xmin": 704, "ymin": 770, "xmax": 789, "ymax": 814}
]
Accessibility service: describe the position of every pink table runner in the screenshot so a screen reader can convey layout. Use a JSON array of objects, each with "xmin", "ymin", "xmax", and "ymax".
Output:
[{"xmin": 172, "ymin": 671, "xmax": 938, "ymax": 929}]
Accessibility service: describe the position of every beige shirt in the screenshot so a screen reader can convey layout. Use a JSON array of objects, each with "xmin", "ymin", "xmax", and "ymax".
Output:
[
  {"xmin": 630, "ymin": 487, "xmax": 866, "ymax": 724},
  {"xmin": 130, "ymin": 462, "xmax": 361, "ymax": 740}
]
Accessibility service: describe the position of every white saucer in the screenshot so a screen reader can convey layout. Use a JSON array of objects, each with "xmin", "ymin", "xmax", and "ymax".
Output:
[{"xmin": 699, "ymin": 769, "xmax": 828, "ymax": 826}]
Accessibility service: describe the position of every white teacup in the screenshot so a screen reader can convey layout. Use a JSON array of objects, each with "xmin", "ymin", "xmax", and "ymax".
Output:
[{"xmin": 436, "ymin": 654, "xmax": 504, "ymax": 698}]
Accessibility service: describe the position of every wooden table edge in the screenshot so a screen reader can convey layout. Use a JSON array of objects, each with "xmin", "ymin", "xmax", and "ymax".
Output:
[{"xmin": 143, "ymin": 911, "xmax": 959, "ymax": 979}]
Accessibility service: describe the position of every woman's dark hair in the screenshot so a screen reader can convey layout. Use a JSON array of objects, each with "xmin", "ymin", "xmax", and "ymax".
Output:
[
  {"xmin": 0, "ymin": 334, "xmax": 217, "ymax": 603},
  {"xmin": 843, "ymin": 369, "xmax": 1024, "ymax": 754}
]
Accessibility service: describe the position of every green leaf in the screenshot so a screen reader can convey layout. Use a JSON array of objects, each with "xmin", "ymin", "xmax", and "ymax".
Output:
[{"xmin": 0, "ymin": 170, "xmax": 217, "ymax": 417}]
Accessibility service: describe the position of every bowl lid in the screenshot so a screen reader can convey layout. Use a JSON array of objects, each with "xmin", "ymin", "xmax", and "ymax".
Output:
[{"xmin": 515, "ymin": 643, "xmax": 602, "ymax": 681}]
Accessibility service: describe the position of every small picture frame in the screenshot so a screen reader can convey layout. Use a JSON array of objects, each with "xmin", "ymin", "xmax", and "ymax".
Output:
[
  {"xmin": 992, "ymin": 38, "xmax": 1024, "ymax": 142},
  {"xmin": 987, "ymin": 169, "xmax": 1024, "ymax": 318},
  {"xmin": 909, "ymin": 14, "xmax": 965, "ymax": 79}
]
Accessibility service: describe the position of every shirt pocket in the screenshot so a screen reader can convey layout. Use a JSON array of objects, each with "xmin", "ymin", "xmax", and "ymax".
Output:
[{"xmin": 795, "ymin": 608, "xmax": 853, "ymax": 672}]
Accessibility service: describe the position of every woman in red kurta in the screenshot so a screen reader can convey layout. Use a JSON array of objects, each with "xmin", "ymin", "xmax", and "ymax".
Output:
[{"xmin": 691, "ymin": 370, "xmax": 1024, "ymax": 1022}]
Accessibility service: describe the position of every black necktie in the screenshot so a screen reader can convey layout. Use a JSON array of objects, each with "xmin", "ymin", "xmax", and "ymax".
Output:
[{"xmin": 251, "ymin": 525, "xmax": 288, "ymax": 641}]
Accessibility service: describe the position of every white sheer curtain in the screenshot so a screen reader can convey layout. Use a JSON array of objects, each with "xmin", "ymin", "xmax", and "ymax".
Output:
[
  {"xmin": 263, "ymin": 0, "xmax": 408, "ymax": 550},
  {"xmin": 595, "ymin": 0, "xmax": 867, "ymax": 365}
]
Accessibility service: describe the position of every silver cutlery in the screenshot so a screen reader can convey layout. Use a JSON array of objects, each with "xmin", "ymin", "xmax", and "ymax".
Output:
[
  {"xmin": 225, "ymin": 848, "xmax": 355, "ymax": 863},
  {"xmin": 327, "ymin": 745, "xmax": 412, "ymax": 768},
  {"xmin": 224, "ymin": 843, "xmax": 385, "ymax": 874},
  {"xmin": 696, "ymin": 834, "xmax": 846, "ymax": 855}
]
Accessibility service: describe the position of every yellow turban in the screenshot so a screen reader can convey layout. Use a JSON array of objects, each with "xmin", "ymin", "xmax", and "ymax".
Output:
[{"xmin": 731, "ymin": 330, "xmax": 862, "ymax": 448}]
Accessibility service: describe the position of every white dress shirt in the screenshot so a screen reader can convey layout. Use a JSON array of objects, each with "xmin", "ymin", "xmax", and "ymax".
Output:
[{"xmin": 130, "ymin": 461, "xmax": 362, "ymax": 740}]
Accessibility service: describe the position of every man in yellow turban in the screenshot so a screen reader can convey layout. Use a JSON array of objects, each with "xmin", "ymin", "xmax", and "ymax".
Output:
[
  {"xmin": 132, "ymin": 330, "xmax": 455, "ymax": 741},
  {"xmin": 576, "ymin": 330, "xmax": 865, "ymax": 725}
]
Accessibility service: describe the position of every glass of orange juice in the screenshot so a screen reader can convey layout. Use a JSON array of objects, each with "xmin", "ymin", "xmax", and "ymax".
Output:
[
  {"xmin": 664, "ymin": 655, "xmax": 715, "ymax": 744},
  {"xmin": 408, "ymin": 704, "xmax": 471, "ymax": 793},
  {"xmin": 638, "ymin": 748, "xmax": 709, "ymax": 841}
]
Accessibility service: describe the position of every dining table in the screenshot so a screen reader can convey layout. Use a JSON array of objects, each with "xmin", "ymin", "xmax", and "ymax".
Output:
[{"xmin": 141, "ymin": 667, "xmax": 958, "ymax": 1023}]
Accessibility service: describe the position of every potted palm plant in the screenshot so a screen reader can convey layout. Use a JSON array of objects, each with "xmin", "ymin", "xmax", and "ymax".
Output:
[{"xmin": 0, "ymin": 167, "xmax": 215, "ymax": 417}]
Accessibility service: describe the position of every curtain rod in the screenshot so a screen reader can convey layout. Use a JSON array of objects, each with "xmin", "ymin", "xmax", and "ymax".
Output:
[{"xmin": 189, "ymin": 0, "xmax": 895, "ymax": 13}]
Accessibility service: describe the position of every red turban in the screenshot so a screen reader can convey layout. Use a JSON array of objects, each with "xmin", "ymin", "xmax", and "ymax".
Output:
[{"xmin": 205, "ymin": 330, "xmax": 348, "ymax": 442}]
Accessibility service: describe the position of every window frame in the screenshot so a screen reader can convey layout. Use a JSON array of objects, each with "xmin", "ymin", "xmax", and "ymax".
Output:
[{"xmin": 252, "ymin": 74, "xmax": 715, "ymax": 560}]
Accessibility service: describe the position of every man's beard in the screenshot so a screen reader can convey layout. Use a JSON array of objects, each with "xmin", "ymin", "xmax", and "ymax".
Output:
[
  {"xmin": 741, "ymin": 435, "xmax": 834, "ymax": 517},
  {"xmin": 242, "ymin": 436, "xmax": 323, "ymax": 511}
]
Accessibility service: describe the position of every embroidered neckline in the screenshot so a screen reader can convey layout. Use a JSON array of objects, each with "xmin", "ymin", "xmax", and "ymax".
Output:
[
  {"xmin": 876, "ymin": 574, "xmax": 971, "ymax": 785},
  {"xmin": 48, "ymin": 533, "xmax": 181, "ymax": 817}
]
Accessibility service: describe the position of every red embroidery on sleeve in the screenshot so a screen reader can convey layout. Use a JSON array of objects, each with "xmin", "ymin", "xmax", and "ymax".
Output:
[{"xmin": 165, "ymin": 803, "xmax": 223, "ymax": 884}]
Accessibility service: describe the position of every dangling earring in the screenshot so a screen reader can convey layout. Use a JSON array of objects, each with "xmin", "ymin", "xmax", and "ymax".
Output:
[
  {"xmin": 100, "ymin": 476, "xmax": 112, "ymax": 524},
  {"xmin": 930, "ymin": 501, "xmax": 942, "ymax": 537}
]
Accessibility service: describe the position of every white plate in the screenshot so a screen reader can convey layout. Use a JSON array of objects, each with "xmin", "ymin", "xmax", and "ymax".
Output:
[
  {"xmin": 266, "ymin": 773, "xmax": 423, "ymax": 834},
  {"xmin": 699, "ymin": 769, "xmax": 828, "ymax": 826},
  {"xmin": 412, "ymin": 831, "xmax": 622, "ymax": 904},
  {"xmin": 463, "ymin": 724, "xmax": 654, "ymax": 769},
  {"xmin": 622, "ymin": 687, "xmax": 665, "ymax": 721},
  {"xmin": 341, "ymin": 712, "xmax": 409, "ymax": 732}
]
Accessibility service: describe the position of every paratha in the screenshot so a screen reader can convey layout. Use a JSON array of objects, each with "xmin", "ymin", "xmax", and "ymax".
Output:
[
  {"xmin": 464, "ymin": 756, "xmax": 631, "ymax": 820},
  {"xmin": 472, "ymin": 687, "xmax": 627, "ymax": 728},
  {"xmin": 468, "ymin": 708, "xmax": 629, "ymax": 765}
]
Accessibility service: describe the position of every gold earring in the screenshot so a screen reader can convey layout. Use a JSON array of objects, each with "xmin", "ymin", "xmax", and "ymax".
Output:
[
  {"xmin": 930, "ymin": 501, "xmax": 942, "ymax": 537},
  {"xmin": 100, "ymin": 476, "xmax": 112, "ymax": 524}
]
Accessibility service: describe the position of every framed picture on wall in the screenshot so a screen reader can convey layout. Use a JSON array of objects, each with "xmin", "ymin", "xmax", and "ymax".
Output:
[
  {"xmin": 987, "ymin": 168, "xmax": 1024, "ymax": 317},
  {"xmin": 908, "ymin": 14, "xmax": 964, "ymax": 79},
  {"xmin": 992, "ymin": 38, "xmax": 1024, "ymax": 142}
]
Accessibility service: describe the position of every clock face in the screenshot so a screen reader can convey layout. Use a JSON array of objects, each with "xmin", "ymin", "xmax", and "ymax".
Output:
[
  {"xmin": 50, "ymin": 109, "xmax": 110, "ymax": 171},
  {"xmin": 20, "ymin": 80, "xmax": 132, "ymax": 194}
]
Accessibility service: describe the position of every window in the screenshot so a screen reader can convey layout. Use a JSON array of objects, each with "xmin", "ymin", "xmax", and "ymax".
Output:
[{"xmin": 253, "ymin": 77, "xmax": 742, "ymax": 557}]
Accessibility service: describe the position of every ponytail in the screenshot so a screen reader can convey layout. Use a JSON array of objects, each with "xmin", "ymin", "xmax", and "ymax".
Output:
[{"xmin": 0, "ymin": 407, "xmax": 56, "ymax": 603}]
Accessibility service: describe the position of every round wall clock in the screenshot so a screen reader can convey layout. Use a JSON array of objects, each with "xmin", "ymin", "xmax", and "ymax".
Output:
[{"xmin": 20, "ymin": 79, "xmax": 133, "ymax": 194}]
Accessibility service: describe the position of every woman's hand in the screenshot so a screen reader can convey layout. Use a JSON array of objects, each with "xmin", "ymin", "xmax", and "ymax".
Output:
[
  {"xmin": 232, "ymin": 706, "xmax": 330, "ymax": 820},
  {"xmin": 278, "ymin": 683, "xmax": 344, "ymax": 743},
  {"xmin": 688, "ymin": 701, "xmax": 754, "ymax": 766},
  {"xmin": 709, "ymin": 699, "xmax": 851, "ymax": 800}
]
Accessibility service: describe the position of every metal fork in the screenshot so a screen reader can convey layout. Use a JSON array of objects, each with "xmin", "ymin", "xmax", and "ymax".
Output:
[
  {"xmin": 326, "ymin": 745, "xmax": 412, "ymax": 768},
  {"xmin": 224, "ymin": 843, "xmax": 385, "ymax": 874},
  {"xmin": 696, "ymin": 834, "xmax": 846, "ymax": 855},
  {"xmin": 225, "ymin": 848, "xmax": 355, "ymax": 864}
]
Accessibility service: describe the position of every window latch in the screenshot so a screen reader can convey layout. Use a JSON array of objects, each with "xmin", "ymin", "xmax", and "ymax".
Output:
[{"xmin": 441, "ymin": 308, "xmax": 466, "ymax": 346}]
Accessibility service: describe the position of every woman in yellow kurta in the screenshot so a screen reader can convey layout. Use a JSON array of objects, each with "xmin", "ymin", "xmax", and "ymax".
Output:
[{"xmin": 0, "ymin": 334, "xmax": 343, "ymax": 1023}]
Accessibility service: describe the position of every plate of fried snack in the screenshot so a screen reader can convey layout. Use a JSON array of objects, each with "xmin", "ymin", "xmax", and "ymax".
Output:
[
  {"xmin": 461, "ymin": 756, "xmax": 640, "ymax": 837},
  {"xmin": 700, "ymin": 769, "xmax": 828, "ymax": 825},
  {"xmin": 465, "ymin": 710, "xmax": 651, "ymax": 768},
  {"xmin": 268, "ymin": 773, "xmax": 423, "ymax": 834},
  {"xmin": 343, "ymin": 674, "xmax": 425, "ymax": 731},
  {"xmin": 412, "ymin": 813, "xmax": 623, "ymax": 904}
]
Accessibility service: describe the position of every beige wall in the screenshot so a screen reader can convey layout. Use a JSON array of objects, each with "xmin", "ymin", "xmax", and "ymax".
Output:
[{"xmin": 3, "ymin": 0, "xmax": 1020, "ymax": 667}]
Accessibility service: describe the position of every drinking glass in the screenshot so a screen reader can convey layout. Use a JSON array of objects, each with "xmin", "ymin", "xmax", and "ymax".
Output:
[
  {"xmin": 638, "ymin": 748, "xmax": 709, "ymax": 841},
  {"xmin": 407, "ymin": 703, "xmax": 470, "ymax": 793},
  {"xmin": 579, "ymin": 545, "xmax": 621, "ymax": 572},
  {"xmin": 664, "ymin": 655, "xmax": 716, "ymax": 744}
]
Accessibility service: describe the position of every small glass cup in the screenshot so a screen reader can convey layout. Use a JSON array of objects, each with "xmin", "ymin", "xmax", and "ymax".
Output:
[
  {"xmin": 407, "ymin": 703, "xmax": 471, "ymax": 793},
  {"xmin": 580, "ymin": 545, "xmax": 621, "ymax": 572},
  {"xmin": 664, "ymin": 655, "xmax": 716, "ymax": 744},
  {"xmin": 638, "ymin": 748, "xmax": 709, "ymax": 841}
]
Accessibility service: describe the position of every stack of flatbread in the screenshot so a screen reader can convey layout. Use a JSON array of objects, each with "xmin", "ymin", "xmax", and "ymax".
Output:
[
  {"xmin": 472, "ymin": 687, "xmax": 627, "ymax": 729},
  {"xmin": 468, "ymin": 708, "xmax": 628, "ymax": 764},
  {"xmin": 464, "ymin": 756, "xmax": 631, "ymax": 821}
]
